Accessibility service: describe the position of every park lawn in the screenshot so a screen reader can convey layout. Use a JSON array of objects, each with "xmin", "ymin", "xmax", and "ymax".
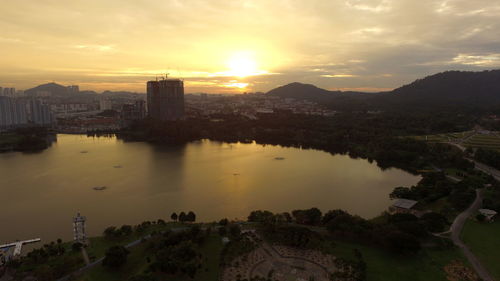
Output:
[
  {"xmin": 462, "ymin": 219, "xmax": 500, "ymax": 280},
  {"xmin": 327, "ymin": 240, "xmax": 467, "ymax": 281},
  {"xmin": 86, "ymin": 222, "xmax": 184, "ymax": 260},
  {"xmin": 78, "ymin": 233, "xmax": 223, "ymax": 281},
  {"xmin": 165, "ymin": 234, "xmax": 223, "ymax": 281},
  {"xmin": 77, "ymin": 240, "xmax": 151, "ymax": 281}
]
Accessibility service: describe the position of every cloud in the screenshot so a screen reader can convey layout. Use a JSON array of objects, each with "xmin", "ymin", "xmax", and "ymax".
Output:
[
  {"xmin": 321, "ymin": 74, "xmax": 358, "ymax": 78},
  {"xmin": 0, "ymin": 0, "xmax": 500, "ymax": 93},
  {"xmin": 73, "ymin": 45, "xmax": 115, "ymax": 52},
  {"xmin": 451, "ymin": 53, "xmax": 500, "ymax": 66}
]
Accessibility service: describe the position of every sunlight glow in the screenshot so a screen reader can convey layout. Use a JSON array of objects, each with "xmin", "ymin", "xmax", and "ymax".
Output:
[
  {"xmin": 225, "ymin": 52, "xmax": 263, "ymax": 78},
  {"xmin": 223, "ymin": 81, "xmax": 249, "ymax": 89}
]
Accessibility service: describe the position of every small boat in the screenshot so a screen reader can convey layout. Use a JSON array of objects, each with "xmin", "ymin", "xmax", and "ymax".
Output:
[
  {"xmin": 80, "ymin": 151, "xmax": 88, "ymax": 154},
  {"xmin": 274, "ymin": 157, "xmax": 285, "ymax": 160},
  {"xmin": 93, "ymin": 186, "xmax": 107, "ymax": 191},
  {"xmin": 113, "ymin": 165, "xmax": 123, "ymax": 168},
  {"xmin": 233, "ymin": 173, "xmax": 240, "ymax": 176}
]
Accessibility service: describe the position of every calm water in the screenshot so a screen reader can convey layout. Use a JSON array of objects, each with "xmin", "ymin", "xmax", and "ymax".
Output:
[{"xmin": 0, "ymin": 134, "xmax": 420, "ymax": 244}]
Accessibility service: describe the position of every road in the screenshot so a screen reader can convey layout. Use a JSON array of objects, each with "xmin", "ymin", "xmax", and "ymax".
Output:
[{"xmin": 446, "ymin": 189, "xmax": 495, "ymax": 281}]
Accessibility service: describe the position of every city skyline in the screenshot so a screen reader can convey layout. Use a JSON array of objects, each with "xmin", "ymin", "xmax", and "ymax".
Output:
[{"xmin": 1, "ymin": 0, "xmax": 500, "ymax": 93}]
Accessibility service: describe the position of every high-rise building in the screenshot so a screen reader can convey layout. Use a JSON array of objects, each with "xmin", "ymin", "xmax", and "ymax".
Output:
[
  {"xmin": 28, "ymin": 99, "xmax": 54, "ymax": 125},
  {"xmin": 121, "ymin": 100, "xmax": 146, "ymax": 121},
  {"xmin": 1, "ymin": 87, "xmax": 16, "ymax": 97},
  {"xmin": 147, "ymin": 79, "xmax": 184, "ymax": 121},
  {"xmin": 0, "ymin": 97, "xmax": 28, "ymax": 129}
]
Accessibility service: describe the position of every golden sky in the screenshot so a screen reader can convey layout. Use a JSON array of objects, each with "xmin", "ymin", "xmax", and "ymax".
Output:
[{"xmin": 1, "ymin": 0, "xmax": 500, "ymax": 93}]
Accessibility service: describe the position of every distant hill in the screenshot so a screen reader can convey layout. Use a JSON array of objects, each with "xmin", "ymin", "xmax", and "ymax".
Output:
[
  {"xmin": 24, "ymin": 83, "xmax": 144, "ymax": 97},
  {"xmin": 266, "ymin": 70, "xmax": 500, "ymax": 110},
  {"xmin": 24, "ymin": 83, "xmax": 68, "ymax": 96},
  {"xmin": 25, "ymin": 82, "xmax": 70, "ymax": 96},
  {"xmin": 267, "ymin": 82, "xmax": 339, "ymax": 102},
  {"xmin": 387, "ymin": 70, "xmax": 500, "ymax": 105}
]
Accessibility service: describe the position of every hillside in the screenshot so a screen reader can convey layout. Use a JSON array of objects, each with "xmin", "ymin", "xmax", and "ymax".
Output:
[
  {"xmin": 266, "ymin": 82, "xmax": 339, "ymax": 102},
  {"xmin": 266, "ymin": 70, "xmax": 500, "ymax": 110},
  {"xmin": 25, "ymin": 82, "xmax": 70, "ymax": 96},
  {"xmin": 388, "ymin": 70, "xmax": 500, "ymax": 105}
]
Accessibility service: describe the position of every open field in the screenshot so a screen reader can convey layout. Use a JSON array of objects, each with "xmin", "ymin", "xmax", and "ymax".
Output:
[
  {"xmin": 77, "ymin": 234, "xmax": 223, "ymax": 281},
  {"xmin": 462, "ymin": 219, "xmax": 500, "ymax": 280},
  {"xmin": 463, "ymin": 134, "xmax": 500, "ymax": 151},
  {"xmin": 412, "ymin": 131, "xmax": 500, "ymax": 151},
  {"xmin": 329, "ymin": 240, "xmax": 469, "ymax": 281},
  {"xmin": 85, "ymin": 222, "xmax": 184, "ymax": 260},
  {"xmin": 79, "ymin": 234, "xmax": 468, "ymax": 281}
]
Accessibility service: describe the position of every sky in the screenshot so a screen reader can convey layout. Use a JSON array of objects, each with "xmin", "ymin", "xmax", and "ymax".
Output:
[{"xmin": 1, "ymin": 0, "xmax": 500, "ymax": 93}]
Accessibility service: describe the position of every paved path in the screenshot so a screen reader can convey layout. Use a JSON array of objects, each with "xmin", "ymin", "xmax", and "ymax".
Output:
[
  {"xmin": 436, "ymin": 189, "xmax": 495, "ymax": 281},
  {"xmin": 80, "ymin": 247, "xmax": 90, "ymax": 265},
  {"xmin": 451, "ymin": 189, "xmax": 495, "ymax": 281}
]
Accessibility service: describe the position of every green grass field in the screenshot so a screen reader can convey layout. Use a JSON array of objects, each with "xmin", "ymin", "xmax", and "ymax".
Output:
[
  {"xmin": 412, "ymin": 131, "xmax": 500, "ymax": 151},
  {"xmin": 77, "ymin": 234, "xmax": 223, "ymax": 281},
  {"xmin": 85, "ymin": 222, "xmax": 183, "ymax": 260},
  {"xmin": 328, "ymin": 240, "xmax": 467, "ymax": 281},
  {"xmin": 462, "ymin": 219, "xmax": 500, "ymax": 280},
  {"xmin": 463, "ymin": 134, "xmax": 500, "ymax": 150}
]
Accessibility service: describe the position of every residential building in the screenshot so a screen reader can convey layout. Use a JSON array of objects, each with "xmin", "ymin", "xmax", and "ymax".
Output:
[
  {"xmin": 121, "ymin": 100, "xmax": 146, "ymax": 121},
  {"xmin": 29, "ymin": 99, "xmax": 54, "ymax": 125},
  {"xmin": 0, "ymin": 97, "xmax": 28, "ymax": 128},
  {"xmin": 147, "ymin": 79, "xmax": 184, "ymax": 121}
]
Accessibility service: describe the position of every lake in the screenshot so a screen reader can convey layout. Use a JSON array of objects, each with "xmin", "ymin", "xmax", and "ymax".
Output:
[{"xmin": 0, "ymin": 134, "xmax": 420, "ymax": 244}]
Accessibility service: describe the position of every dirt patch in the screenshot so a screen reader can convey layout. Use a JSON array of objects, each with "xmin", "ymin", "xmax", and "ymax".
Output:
[{"xmin": 444, "ymin": 260, "xmax": 479, "ymax": 281}]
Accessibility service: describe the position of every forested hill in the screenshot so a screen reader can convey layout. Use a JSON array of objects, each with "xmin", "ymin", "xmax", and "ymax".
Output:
[
  {"xmin": 387, "ymin": 70, "xmax": 500, "ymax": 105},
  {"xmin": 266, "ymin": 70, "xmax": 500, "ymax": 110},
  {"xmin": 25, "ymin": 82, "xmax": 69, "ymax": 96}
]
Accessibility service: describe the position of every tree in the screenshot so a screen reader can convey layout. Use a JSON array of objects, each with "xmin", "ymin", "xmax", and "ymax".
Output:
[
  {"xmin": 102, "ymin": 246, "xmax": 130, "ymax": 268},
  {"xmin": 384, "ymin": 231, "xmax": 420, "ymax": 254},
  {"xmin": 218, "ymin": 227, "xmax": 227, "ymax": 236},
  {"xmin": 421, "ymin": 212, "xmax": 448, "ymax": 232},
  {"xmin": 104, "ymin": 226, "xmax": 118, "ymax": 239},
  {"xmin": 476, "ymin": 213, "xmax": 486, "ymax": 222},
  {"xmin": 229, "ymin": 224, "xmax": 241, "ymax": 238},
  {"xmin": 129, "ymin": 274, "xmax": 157, "ymax": 281},
  {"xmin": 219, "ymin": 218, "xmax": 229, "ymax": 226},
  {"xmin": 179, "ymin": 212, "xmax": 187, "ymax": 223},
  {"xmin": 322, "ymin": 209, "xmax": 348, "ymax": 225},
  {"xmin": 71, "ymin": 242, "xmax": 83, "ymax": 252},
  {"xmin": 390, "ymin": 187, "xmax": 416, "ymax": 200},
  {"xmin": 120, "ymin": 225, "xmax": 133, "ymax": 236},
  {"xmin": 171, "ymin": 212, "xmax": 178, "ymax": 221},
  {"xmin": 291, "ymin": 208, "xmax": 322, "ymax": 225},
  {"xmin": 248, "ymin": 210, "xmax": 275, "ymax": 223},
  {"xmin": 388, "ymin": 213, "xmax": 418, "ymax": 224},
  {"xmin": 186, "ymin": 211, "xmax": 196, "ymax": 223}
]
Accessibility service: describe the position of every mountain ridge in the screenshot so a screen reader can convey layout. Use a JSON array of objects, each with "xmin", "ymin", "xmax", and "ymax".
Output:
[{"xmin": 266, "ymin": 69, "xmax": 500, "ymax": 109}]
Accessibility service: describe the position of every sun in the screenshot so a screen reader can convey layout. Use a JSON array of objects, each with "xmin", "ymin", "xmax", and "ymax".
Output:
[{"xmin": 226, "ymin": 52, "xmax": 259, "ymax": 78}]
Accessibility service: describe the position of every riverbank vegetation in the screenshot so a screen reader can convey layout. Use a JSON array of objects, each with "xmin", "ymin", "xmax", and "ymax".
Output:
[
  {"xmin": 5, "ymin": 204, "xmax": 483, "ymax": 281},
  {"xmin": 7, "ymin": 220, "xmax": 183, "ymax": 281},
  {"xmin": 120, "ymin": 112, "xmax": 474, "ymax": 174},
  {"xmin": 0, "ymin": 128, "xmax": 52, "ymax": 152}
]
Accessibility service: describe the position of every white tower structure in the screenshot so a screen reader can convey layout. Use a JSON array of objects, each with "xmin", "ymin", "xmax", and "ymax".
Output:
[{"xmin": 73, "ymin": 212, "xmax": 87, "ymax": 244}]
